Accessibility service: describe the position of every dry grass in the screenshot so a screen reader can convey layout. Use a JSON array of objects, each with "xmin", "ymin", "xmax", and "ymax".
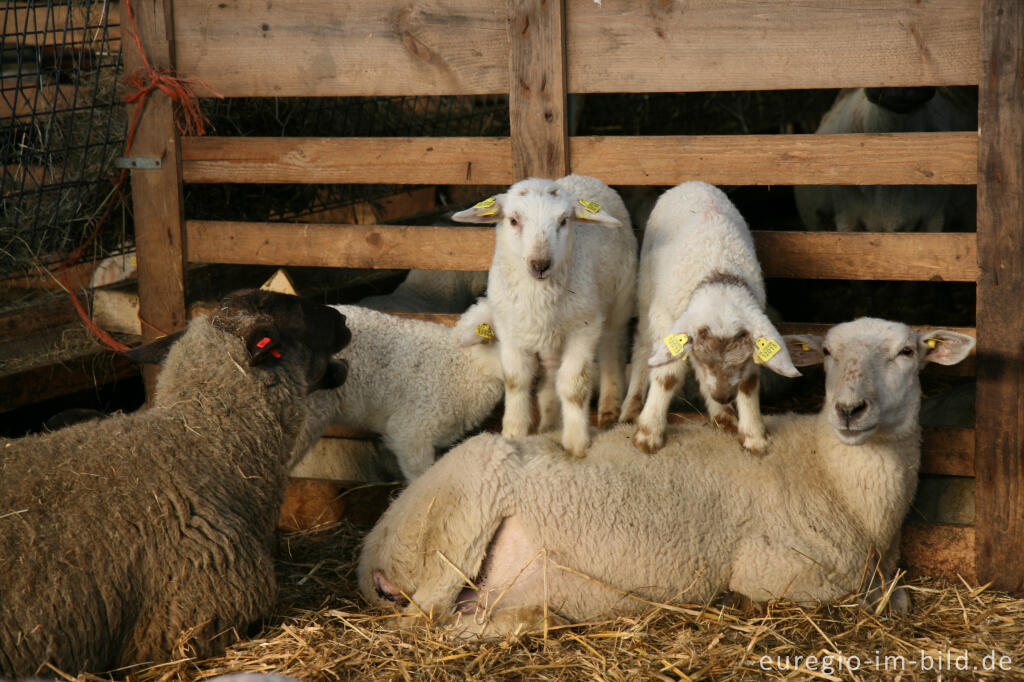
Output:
[{"xmin": 97, "ymin": 523, "xmax": 1024, "ymax": 682}]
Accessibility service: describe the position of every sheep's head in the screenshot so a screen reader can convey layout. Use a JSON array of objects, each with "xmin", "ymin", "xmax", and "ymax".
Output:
[
  {"xmin": 648, "ymin": 283, "xmax": 800, "ymax": 403},
  {"xmin": 126, "ymin": 289, "xmax": 351, "ymax": 395},
  {"xmin": 452, "ymin": 178, "xmax": 621, "ymax": 281},
  {"xmin": 785, "ymin": 318, "xmax": 975, "ymax": 445}
]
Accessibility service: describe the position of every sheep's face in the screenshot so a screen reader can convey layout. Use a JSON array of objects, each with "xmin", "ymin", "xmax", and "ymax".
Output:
[
  {"xmin": 786, "ymin": 319, "xmax": 975, "ymax": 445},
  {"xmin": 451, "ymin": 178, "xmax": 622, "ymax": 281}
]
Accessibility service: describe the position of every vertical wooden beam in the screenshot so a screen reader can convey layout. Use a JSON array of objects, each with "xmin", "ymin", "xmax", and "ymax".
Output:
[
  {"xmin": 975, "ymin": 0, "xmax": 1024, "ymax": 591},
  {"xmin": 508, "ymin": 0, "xmax": 569, "ymax": 179},
  {"xmin": 122, "ymin": 0, "xmax": 188, "ymax": 395}
]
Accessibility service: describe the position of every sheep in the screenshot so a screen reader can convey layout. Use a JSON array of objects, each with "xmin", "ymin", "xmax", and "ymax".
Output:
[
  {"xmin": 619, "ymin": 181, "xmax": 800, "ymax": 455},
  {"xmin": 303, "ymin": 299, "xmax": 504, "ymax": 481},
  {"xmin": 452, "ymin": 174, "xmax": 638, "ymax": 457},
  {"xmin": 359, "ymin": 269, "xmax": 489, "ymax": 314},
  {"xmin": 794, "ymin": 87, "xmax": 977, "ymax": 233},
  {"xmin": 0, "ymin": 289, "xmax": 351, "ymax": 677},
  {"xmin": 358, "ymin": 318, "xmax": 974, "ymax": 637}
]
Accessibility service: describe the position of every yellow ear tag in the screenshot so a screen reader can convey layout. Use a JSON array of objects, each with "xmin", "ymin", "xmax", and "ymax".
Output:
[
  {"xmin": 663, "ymin": 333, "xmax": 690, "ymax": 358},
  {"xmin": 754, "ymin": 337, "xmax": 782, "ymax": 364},
  {"xmin": 925, "ymin": 338, "xmax": 941, "ymax": 349},
  {"xmin": 578, "ymin": 199, "xmax": 602, "ymax": 214},
  {"xmin": 474, "ymin": 196, "xmax": 497, "ymax": 216},
  {"xmin": 475, "ymin": 323, "xmax": 496, "ymax": 341},
  {"xmin": 797, "ymin": 342, "xmax": 811, "ymax": 351}
]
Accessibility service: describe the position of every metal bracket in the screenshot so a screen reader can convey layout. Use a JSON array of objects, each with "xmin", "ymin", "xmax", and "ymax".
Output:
[{"xmin": 115, "ymin": 157, "xmax": 162, "ymax": 170}]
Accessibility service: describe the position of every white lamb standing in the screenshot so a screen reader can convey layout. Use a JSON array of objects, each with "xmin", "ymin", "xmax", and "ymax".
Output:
[
  {"xmin": 302, "ymin": 299, "xmax": 504, "ymax": 481},
  {"xmin": 452, "ymin": 174, "xmax": 638, "ymax": 457},
  {"xmin": 795, "ymin": 86, "xmax": 977, "ymax": 233},
  {"xmin": 358, "ymin": 318, "xmax": 974, "ymax": 637},
  {"xmin": 620, "ymin": 181, "xmax": 800, "ymax": 455}
]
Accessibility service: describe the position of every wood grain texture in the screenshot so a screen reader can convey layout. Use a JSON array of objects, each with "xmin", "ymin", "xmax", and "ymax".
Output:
[
  {"xmin": 974, "ymin": 0, "xmax": 1024, "ymax": 592},
  {"xmin": 921, "ymin": 429, "xmax": 975, "ymax": 478},
  {"xmin": 181, "ymin": 137, "xmax": 515, "ymax": 185},
  {"xmin": 508, "ymin": 0, "xmax": 569, "ymax": 179},
  {"xmin": 185, "ymin": 221, "xmax": 495, "ymax": 270},
  {"xmin": 7, "ymin": 4, "xmax": 120, "ymax": 46},
  {"xmin": 902, "ymin": 523, "xmax": 975, "ymax": 583},
  {"xmin": 173, "ymin": 0, "xmax": 509, "ymax": 97},
  {"xmin": 570, "ymin": 133, "xmax": 978, "ymax": 186},
  {"xmin": 124, "ymin": 0, "xmax": 188, "ymax": 396},
  {"xmin": 567, "ymin": 0, "xmax": 980, "ymax": 93},
  {"xmin": 755, "ymin": 232, "xmax": 978, "ymax": 282}
]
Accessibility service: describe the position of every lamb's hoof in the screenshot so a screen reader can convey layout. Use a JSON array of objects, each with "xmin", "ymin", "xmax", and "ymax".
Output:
[
  {"xmin": 710, "ymin": 409, "xmax": 738, "ymax": 433},
  {"xmin": 632, "ymin": 425, "xmax": 663, "ymax": 454},
  {"xmin": 562, "ymin": 431, "xmax": 590, "ymax": 458},
  {"xmin": 740, "ymin": 432, "xmax": 769, "ymax": 457},
  {"xmin": 596, "ymin": 409, "xmax": 617, "ymax": 428}
]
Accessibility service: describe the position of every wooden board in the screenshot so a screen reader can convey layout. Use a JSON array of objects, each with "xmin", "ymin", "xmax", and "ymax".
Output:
[
  {"xmin": 921, "ymin": 429, "xmax": 974, "ymax": 478},
  {"xmin": 902, "ymin": 523, "xmax": 975, "ymax": 584},
  {"xmin": 181, "ymin": 137, "xmax": 514, "ymax": 185},
  {"xmin": 508, "ymin": 0, "xmax": 569, "ymax": 179},
  {"xmin": 0, "ymin": 350, "xmax": 138, "ymax": 414},
  {"xmin": 570, "ymin": 133, "xmax": 977, "ymax": 186},
  {"xmin": 0, "ymin": 298, "xmax": 79, "ymax": 344},
  {"xmin": 568, "ymin": 0, "xmax": 980, "ymax": 93},
  {"xmin": 974, "ymin": 0, "xmax": 1024, "ymax": 593},
  {"xmin": 1, "ymin": 84, "xmax": 81, "ymax": 120},
  {"xmin": 172, "ymin": 0, "xmax": 509, "ymax": 97},
  {"xmin": 5, "ymin": 4, "xmax": 121, "ymax": 46}
]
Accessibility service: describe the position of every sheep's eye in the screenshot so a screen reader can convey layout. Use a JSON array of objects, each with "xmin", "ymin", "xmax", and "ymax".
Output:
[
  {"xmin": 509, "ymin": 217, "xmax": 519, "ymax": 227},
  {"xmin": 559, "ymin": 217, "xmax": 568, "ymax": 228},
  {"xmin": 898, "ymin": 346, "xmax": 915, "ymax": 357},
  {"xmin": 822, "ymin": 347, "xmax": 831, "ymax": 358}
]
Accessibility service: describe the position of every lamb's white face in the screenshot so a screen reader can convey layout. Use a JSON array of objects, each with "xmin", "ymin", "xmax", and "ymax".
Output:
[{"xmin": 497, "ymin": 179, "xmax": 575, "ymax": 281}]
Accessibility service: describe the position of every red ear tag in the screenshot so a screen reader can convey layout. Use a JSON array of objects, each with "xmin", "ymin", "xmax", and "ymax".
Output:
[
  {"xmin": 269, "ymin": 349, "xmax": 282, "ymax": 358},
  {"xmin": 256, "ymin": 336, "xmax": 272, "ymax": 349}
]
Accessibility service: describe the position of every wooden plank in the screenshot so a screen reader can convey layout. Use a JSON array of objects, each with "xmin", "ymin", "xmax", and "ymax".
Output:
[
  {"xmin": 975, "ymin": 0, "xmax": 1024, "ymax": 593},
  {"xmin": 508, "ymin": 0, "xmax": 569, "ymax": 179},
  {"xmin": 755, "ymin": 232, "xmax": 978, "ymax": 282},
  {"xmin": 0, "ymin": 298, "xmax": 79, "ymax": 343},
  {"xmin": 568, "ymin": 0, "xmax": 979, "ymax": 93},
  {"xmin": 921, "ymin": 429, "xmax": 974, "ymax": 478},
  {"xmin": 0, "ymin": 351, "xmax": 139, "ymax": 414},
  {"xmin": 172, "ymin": 0, "xmax": 508, "ymax": 97},
  {"xmin": 1, "ymin": 84, "xmax": 82, "ymax": 119},
  {"xmin": 186, "ymin": 221, "xmax": 495, "ymax": 270},
  {"xmin": 570, "ymin": 133, "xmax": 978, "ymax": 186},
  {"xmin": 902, "ymin": 523, "xmax": 975, "ymax": 583},
  {"xmin": 4, "ymin": 4, "xmax": 121, "ymax": 46},
  {"xmin": 181, "ymin": 137, "xmax": 514, "ymax": 185},
  {"xmin": 124, "ymin": 0, "xmax": 188, "ymax": 398}
]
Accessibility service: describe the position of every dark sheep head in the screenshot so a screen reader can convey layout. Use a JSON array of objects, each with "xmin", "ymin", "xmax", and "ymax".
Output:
[{"xmin": 125, "ymin": 289, "xmax": 351, "ymax": 394}]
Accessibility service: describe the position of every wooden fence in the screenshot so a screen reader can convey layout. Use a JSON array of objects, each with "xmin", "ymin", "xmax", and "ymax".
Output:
[{"xmin": 125, "ymin": 0, "xmax": 1023, "ymax": 590}]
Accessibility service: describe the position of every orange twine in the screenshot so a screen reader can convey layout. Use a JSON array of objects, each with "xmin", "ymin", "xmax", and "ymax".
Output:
[{"xmin": 58, "ymin": 0, "xmax": 221, "ymax": 353}]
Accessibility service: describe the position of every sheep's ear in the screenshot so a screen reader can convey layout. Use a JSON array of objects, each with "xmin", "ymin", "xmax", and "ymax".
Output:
[
  {"xmin": 648, "ymin": 313, "xmax": 693, "ymax": 367},
  {"xmin": 245, "ymin": 325, "xmax": 285, "ymax": 366},
  {"xmin": 918, "ymin": 329, "xmax": 975, "ymax": 366},
  {"xmin": 573, "ymin": 198, "xmax": 623, "ymax": 228},
  {"xmin": 750, "ymin": 317, "xmax": 801, "ymax": 378},
  {"xmin": 122, "ymin": 330, "xmax": 186, "ymax": 365},
  {"xmin": 783, "ymin": 334, "xmax": 825, "ymax": 367},
  {"xmin": 453, "ymin": 298, "xmax": 496, "ymax": 347},
  {"xmin": 310, "ymin": 358, "xmax": 349, "ymax": 392},
  {"xmin": 451, "ymin": 196, "xmax": 504, "ymax": 224}
]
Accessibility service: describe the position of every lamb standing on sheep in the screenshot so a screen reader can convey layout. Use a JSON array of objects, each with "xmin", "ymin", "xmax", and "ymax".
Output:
[
  {"xmin": 0, "ymin": 290, "xmax": 350, "ymax": 677},
  {"xmin": 307, "ymin": 300, "xmax": 504, "ymax": 481},
  {"xmin": 620, "ymin": 181, "xmax": 800, "ymax": 455},
  {"xmin": 359, "ymin": 318, "xmax": 974, "ymax": 636},
  {"xmin": 795, "ymin": 87, "xmax": 977, "ymax": 233},
  {"xmin": 452, "ymin": 174, "xmax": 638, "ymax": 457}
]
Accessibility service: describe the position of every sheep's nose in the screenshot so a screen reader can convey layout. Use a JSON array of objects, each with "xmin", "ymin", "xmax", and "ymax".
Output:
[
  {"xmin": 529, "ymin": 258, "xmax": 551, "ymax": 278},
  {"xmin": 835, "ymin": 400, "xmax": 868, "ymax": 425}
]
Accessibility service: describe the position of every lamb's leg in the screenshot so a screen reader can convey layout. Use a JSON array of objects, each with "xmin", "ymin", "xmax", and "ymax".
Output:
[
  {"xmin": 633, "ymin": 359, "xmax": 687, "ymax": 454},
  {"xmin": 735, "ymin": 368, "xmax": 768, "ymax": 456},
  {"xmin": 619, "ymin": 332, "xmax": 650, "ymax": 424},
  {"xmin": 386, "ymin": 427, "xmax": 437, "ymax": 481},
  {"xmin": 557, "ymin": 329, "xmax": 599, "ymax": 457},
  {"xmin": 536, "ymin": 350, "xmax": 561, "ymax": 433},
  {"xmin": 596, "ymin": 330, "xmax": 626, "ymax": 428},
  {"xmin": 500, "ymin": 344, "xmax": 537, "ymax": 439}
]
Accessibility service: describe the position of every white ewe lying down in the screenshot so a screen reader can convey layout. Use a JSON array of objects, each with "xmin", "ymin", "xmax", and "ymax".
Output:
[
  {"xmin": 621, "ymin": 181, "xmax": 799, "ymax": 455},
  {"xmin": 452, "ymin": 174, "xmax": 638, "ymax": 457},
  {"xmin": 0, "ymin": 290, "xmax": 351, "ymax": 677},
  {"xmin": 359, "ymin": 318, "xmax": 974, "ymax": 636},
  {"xmin": 795, "ymin": 86, "xmax": 977, "ymax": 233},
  {"xmin": 359, "ymin": 269, "xmax": 488, "ymax": 314},
  {"xmin": 306, "ymin": 300, "xmax": 503, "ymax": 481}
]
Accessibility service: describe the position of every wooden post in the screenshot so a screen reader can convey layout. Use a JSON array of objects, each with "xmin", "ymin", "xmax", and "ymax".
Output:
[
  {"xmin": 975, "ymin": 0, "xmax": 1024, "ymax": 591},
  {"xmin": 508, "ymin": 0, "xmax": 569, "ymax": 179},
  {"xmin": 122, "ymin": 0, "xmax": 188, "ymax": 396}
]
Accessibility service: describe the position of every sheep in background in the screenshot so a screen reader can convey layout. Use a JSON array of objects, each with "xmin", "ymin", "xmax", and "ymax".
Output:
[
  {"xmin": 620, "ymin": 181, "xmax": 800, "ymax": 455},
  {"xmin": 359, "ymin": 318, "xmax": 974, "ymax": 637},
  {"xmin": 795, "ymin": 86, "xmax": 977, "ymax": 233},
  {"xmin": 301, "ymin": 299, "xmax": 504, "ymax": 481},
  {"xmin": 359, "ymin": 269, "xmax": 488, "ymax": 314},
  {"xmin": 0, "ymin": 290, "xmax": 350, "ymax": 677},
  {"xmin": 452, "ymin": 174, "xmax": 638, "ymax": 457}
]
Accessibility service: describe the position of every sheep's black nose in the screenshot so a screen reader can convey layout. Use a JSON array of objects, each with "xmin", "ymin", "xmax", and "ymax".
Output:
[
  {"xmin": 836, "ymin": 401, "xmax": 868, "ymax": 424},
  {"xmin": 529, "ymin": 258, "xmax": 551, "ymax": 278}
]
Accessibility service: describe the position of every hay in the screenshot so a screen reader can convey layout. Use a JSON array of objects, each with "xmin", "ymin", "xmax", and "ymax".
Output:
[{"xmin": 108, "ymin": 523, "xmax": 1024, "ymax": 682}]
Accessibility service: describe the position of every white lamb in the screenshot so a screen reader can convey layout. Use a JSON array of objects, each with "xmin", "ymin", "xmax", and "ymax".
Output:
[
  {"xmin": 620, "ymin": 181, "xmax": 800, "ymax": 455},
  {"xmin": 452, "ymin": 174, "xmax": 638, "ymax": 457},
  {"xmin": 307, "ymin": 300, "xmax": 504, "ymax": 480},
  {"xmin": 358, "ymin": 318, "xmax": 974, "ymax": 636}
]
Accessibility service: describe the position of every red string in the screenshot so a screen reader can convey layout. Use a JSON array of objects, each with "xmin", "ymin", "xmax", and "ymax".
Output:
[{"xmin": 57, "ymin": 0, "xmax": 221, "ymax": 352}]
